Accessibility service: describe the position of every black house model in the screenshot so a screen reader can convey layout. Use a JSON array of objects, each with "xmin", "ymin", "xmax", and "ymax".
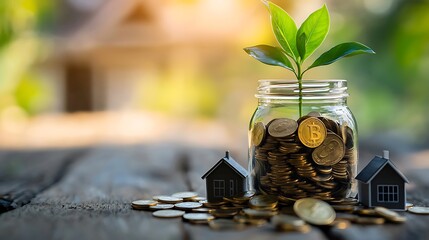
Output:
[
  {"xmin": 202, "ymin": 151, "xmax": 248, "ymax": 202},
  {"xmin": 356, "ymin": 150, "xmax": 409, "ymax": 210}
]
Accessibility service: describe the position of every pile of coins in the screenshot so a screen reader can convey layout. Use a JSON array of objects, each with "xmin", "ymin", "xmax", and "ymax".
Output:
[
  {"xmin": 132, "ymin": 192, "xmax": 412, "ymax": 232},
  {"xmin": 251, "ymin": 112, "xmax": 357, "ymax": 201}
]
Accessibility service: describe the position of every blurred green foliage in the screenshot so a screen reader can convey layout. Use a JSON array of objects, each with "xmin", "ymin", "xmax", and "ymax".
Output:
[
  {"xmin": 334, "ymin": 0, "xmax": 429, "ymax": 146},
  {"xmin": 0, "ymin": 0, "xmax": 54, "ymax": 114},
  {"xmin": 0, "ymin": 0, "xmax": 428, "ymax": 147}
]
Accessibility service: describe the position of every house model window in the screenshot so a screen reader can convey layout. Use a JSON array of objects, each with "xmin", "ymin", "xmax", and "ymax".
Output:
[
  {"xmin": 213, "ymin": 180, "xmax": 225, "ymax": 197},
  {"xmin": 377, "ymin": 185, "xmax": 399, "ymax": 203}
]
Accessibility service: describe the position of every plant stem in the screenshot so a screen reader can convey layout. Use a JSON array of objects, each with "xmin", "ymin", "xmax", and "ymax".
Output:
[{"xmin": 297, "ymin": 63, "xmax": 303, "ymax": 117}]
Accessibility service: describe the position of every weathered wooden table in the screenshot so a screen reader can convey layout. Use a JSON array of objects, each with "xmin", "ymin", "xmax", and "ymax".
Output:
[{"xmin": 0, "ymin": 144, "xmax": 428, "ymax": 240}]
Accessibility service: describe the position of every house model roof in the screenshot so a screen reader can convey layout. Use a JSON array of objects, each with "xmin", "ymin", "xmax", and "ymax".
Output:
[
  {"xmin": 356, "ymin": 156, "xmax": 409, "ymax": 184},
  {"xmin": 201, "ymin": 152, "xmax": 248, "ymax": 179}
]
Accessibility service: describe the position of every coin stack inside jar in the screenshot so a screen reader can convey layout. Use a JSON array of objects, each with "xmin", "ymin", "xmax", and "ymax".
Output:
[{"xmin": 251, "ymin": 112, "xmax": 356, "ymax": 202}]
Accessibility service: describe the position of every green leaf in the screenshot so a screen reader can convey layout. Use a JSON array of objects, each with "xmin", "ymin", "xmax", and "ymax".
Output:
[
  {"xmin": 268, "ymin": 2, "xmax": 298, "ymax": 60},
  {"xmin": 244, "ymin": 45, "xmax": 294, "ymax": 71},
  {"xmin": 296, "ymin": 33, "xmax": 306, "ymax": 62},
  {"xmin": 297, "ymin": 4, "xmax": 330, "ymax": 60},
  {"xmin": 308, "ymin": 42, "xmax": 376, "ymax": 70}
]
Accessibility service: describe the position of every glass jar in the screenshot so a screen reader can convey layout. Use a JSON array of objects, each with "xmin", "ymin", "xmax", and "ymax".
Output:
[{"xmin": 248, "ymin": 80, "xmax": 358, "ymax": 202}]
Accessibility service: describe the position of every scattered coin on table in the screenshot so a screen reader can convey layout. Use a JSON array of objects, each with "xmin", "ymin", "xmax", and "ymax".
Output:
[
  {"xmin": 157, "ymin": 196, "xmax": 183, "ymax": 204},
  {"xmin": 131, "ymin": 200, "xmax": 157, "ymax": 210},
  {"xmin": 132, "ymin": 191, "xmax": 409, "ymax": 232},
  {"xmin": 293, "ymin": 198, "xmax": 336, "ymax": 225},
  {"xmin": 408, "ymin": 206, "xmax": 429, "ymax": 215},
  {"xmin": 175, "ymin": 202, "xmax": 203, "ymax": 210},
  {"xmin": 183, "ymin": 213, "xmax": 214, "ymax": 224},
  {"xmin": 149, "ymin": 204, "xmax": 175, "ymax": 211},
  {"xmin": 152, "ymin": 210, "xmax": 185, "ymax": 218},
  {"xmin": 171, "ymin": 191, "xmax": 198, "ymax": 200}
]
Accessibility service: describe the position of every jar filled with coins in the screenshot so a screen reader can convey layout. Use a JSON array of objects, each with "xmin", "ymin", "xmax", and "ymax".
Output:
[{"xmin": 248, "ymin": 80, "xmax": 357, "ymax": 202}]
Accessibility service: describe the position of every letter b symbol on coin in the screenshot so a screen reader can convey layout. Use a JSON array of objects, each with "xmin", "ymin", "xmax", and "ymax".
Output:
[{"xmin": 308, "ymin": 123, "xmax": 321, "ymax": 143}]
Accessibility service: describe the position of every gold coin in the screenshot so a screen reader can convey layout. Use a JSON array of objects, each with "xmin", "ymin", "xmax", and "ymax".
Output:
[
  {"xmin": 353, "ymin": 217, "xmax": 385, "ymax": 225},
  {"xmin": 192, "ymin": 208, "xmax": 211, "ymax": 213},
  {"xmin": 390, "ymin": 215, "xmax": 407, "ymax": 223},
  {"xmin": 209, "ymin": 219, "xmax": 246, "ymax": 230},
  {"xmin": 131, "ymin": 200, "xmax": 158, "ymax": 210},
  {"xmin": 211, "ymin": 208, "xmax": 239, "ymax": 218},
  {"xmin": 271, "ymin": 214, "xmax": 306, "ymax": 227},
  {"xmin": 293, "ymin": 198, "xmax": 335, "ymax": 225},
  {"xmin": 183, "ymin": 213, "xmax": 214, "ymax": 222},
  {"xmin": 149, "ymin": 204, "xmax": 175, "ymax": 210},
  {"xmin": 374, "ymin": 207, "xmax": 400, "ymax": 220},
  {"xmin": 174, "ymin": 202, "xmax": 203, "ymax": 210},
  {"xmin": 298, "ymin": 117, "xmax": 327, "ymax": 148},
  {"xmin": 307, "ymin": 111, "xmax": 322, "ymax": 117},
  {"xmin": 171, "ymin": 192, "xmax": 198, "ymax": 200},
  {"xmin": 243, "ymin": 208, "xmax": 277, "ymax": 218},
  {"xmin": 330, "ymin": 219, "xmax": 351, "ymax": 229},
  {"xmin": 190, "ymin": 196, "xmax": 206, "ymax": 202},
  {"xmin": 408, "ymin": 206, "xmax": 429, "ymax": 215},
  {"xmin": 157, "ymin": 196, "xmax": 183, "ymax": 204},
  {"xmin": 331, "ymin": 205, "xmax": 355, "ymax": 212},
  {"xmin": 268, "ymin": 118, "xmax": 298, "ymax": 138},
  {"xmin": 233, "ymin": 215, "xmax": 267, "ymax": 226},
  {"xmin": 312, "ymin": 133, "xmax": 345, "ymax": 166},
  {"xmin": 251, "ymin": 122, "xmax": 266, "ymax": 146},
  {"xmin": 152, "ymin": 210, "xmax": 185, "ymax": 218},
  {"xmin": 249, "ymin": 195, "xmax": 278, "ymax": 209}
]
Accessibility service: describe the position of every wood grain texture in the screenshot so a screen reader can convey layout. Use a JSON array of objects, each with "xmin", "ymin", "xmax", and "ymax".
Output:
[
  {"xmin": 0, "ymin": 148, "xmax": 86, "ymax": 212},
  {"xmin": 0, "ymin": 144, "xmax": 428, "ymax": 240}
]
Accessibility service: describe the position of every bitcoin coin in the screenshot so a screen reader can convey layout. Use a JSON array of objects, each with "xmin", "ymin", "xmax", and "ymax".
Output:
[
  {"xmin": 293, "ymin": 198, "xmax": 335, "ymax": 225},
  {"xmin": 268, "ymin": 118, "xmax": 298, "ymax": 138},
  {"xmin": 251, "ymin": 122, "xmax": 266, "ymax": 147},
  {"xmin": 298, "ymin": 117, "xmax": 327, "ymax": 148},
  {"xmin": 312, "ymin": 133, "xmax": 345, "ymax": 166},
  {"xmin": 152, "ymin": 210, "xmax": 185, "ymax": 218}
]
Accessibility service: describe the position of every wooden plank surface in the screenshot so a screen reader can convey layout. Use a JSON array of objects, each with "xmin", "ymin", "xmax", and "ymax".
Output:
[
  {"xmin": 0, "ymin": 148, "xmax": 86, "ymax": 212},
  {"xmin": 0, "ymin": 144, "xmax": 428, "ymax": 240}
]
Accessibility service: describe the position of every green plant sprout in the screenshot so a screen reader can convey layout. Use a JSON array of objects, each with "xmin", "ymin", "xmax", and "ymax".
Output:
[{"xmin": 244, "ymin": 1, "xmax": 375, "ymax": 117}]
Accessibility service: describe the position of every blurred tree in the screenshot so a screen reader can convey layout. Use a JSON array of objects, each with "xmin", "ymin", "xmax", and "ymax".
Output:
[
  {"xmin": 0, "ymin": 0, "xmax": 55, "ymax": 115},
  {"xmin": 331, "ymin": 0, "xmax": 429, "ymax": 147}
]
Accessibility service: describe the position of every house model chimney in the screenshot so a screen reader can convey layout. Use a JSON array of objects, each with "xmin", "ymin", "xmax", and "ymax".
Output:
[
  {"xmin": 225, "ymin": 151, "xmax": 230, "ymax": 159},
  {"xmin": 383, "ymin": 150, "xmax": 390, "ymax": 160}
]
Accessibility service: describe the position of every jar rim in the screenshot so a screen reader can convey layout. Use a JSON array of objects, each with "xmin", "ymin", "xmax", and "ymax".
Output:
[
  {"xmin": 258, "ymin": 79, "xmax": 347, "ymax": 83},
  {"xmin": 256, "ymin": 79, "xmax": 348, "ymax": 100}
]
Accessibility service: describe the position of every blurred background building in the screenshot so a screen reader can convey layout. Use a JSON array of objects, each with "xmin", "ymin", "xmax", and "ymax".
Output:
[{"xmin": 0, "ymin": 0, "xmax": 428, "ymax": 154}]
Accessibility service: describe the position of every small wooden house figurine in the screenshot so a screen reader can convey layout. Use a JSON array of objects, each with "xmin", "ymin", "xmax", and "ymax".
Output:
[
  {"xmin": 356, "ymin": 150, "xmax": 409, "ymax": 210},
  {"xmin": 202, "ymin": 151, "xmax": 247, "ymax": 202}
]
